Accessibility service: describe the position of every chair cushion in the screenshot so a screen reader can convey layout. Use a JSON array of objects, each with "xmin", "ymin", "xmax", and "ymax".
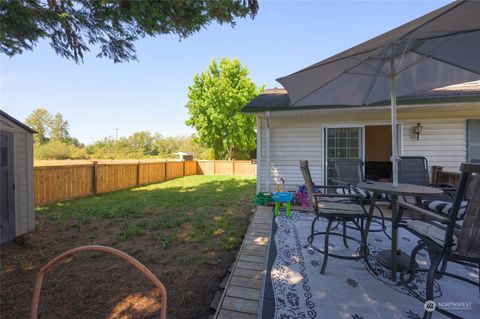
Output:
[
  {"xmin": 421, "ymin": 200, "xmax": 469, "ymax": 219},
  {"xmin": 317, "ymin": 202, "xmax": 365, "ymax": 215},
  {"xmin": 336, "ymin": 186, "xmax": 388, "ymax": 200},
  {"xmin": 321, "ymin": 196, "xmax": 356, "ymax": 203},
  {"xmin": 405, "ymin": 220, "xmax": 459, "ymax": 249}
]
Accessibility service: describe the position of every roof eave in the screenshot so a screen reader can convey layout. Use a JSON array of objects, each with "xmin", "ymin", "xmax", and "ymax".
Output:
[
  {"xmin": 242, "ymin": 95, "xmax": 480, "ymax": 113},
  {"xmin": 0, "ymin": 110, "xmax": 37, "ymax": 133}
]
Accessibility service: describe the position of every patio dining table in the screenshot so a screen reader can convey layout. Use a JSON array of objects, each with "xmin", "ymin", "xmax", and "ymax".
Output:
[{"xmin": 357, "ymin": 181, "xmax": 444, "ymax": 282}]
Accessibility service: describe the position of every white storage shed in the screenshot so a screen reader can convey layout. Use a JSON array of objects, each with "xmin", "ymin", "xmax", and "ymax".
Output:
[{"xmin": 1, "ymin": 110, "xmax": 35, "ymax": 244}]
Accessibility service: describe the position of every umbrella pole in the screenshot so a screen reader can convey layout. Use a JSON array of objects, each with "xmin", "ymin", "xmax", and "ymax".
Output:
[{"xmin": 390, "ymin": 59, "xmax": 399, "ymax": 187}]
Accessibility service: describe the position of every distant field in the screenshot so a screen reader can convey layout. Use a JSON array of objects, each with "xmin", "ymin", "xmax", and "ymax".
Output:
[{"xmin": 34, "ymin": 159, "xmax": 178, "ymax": 166}]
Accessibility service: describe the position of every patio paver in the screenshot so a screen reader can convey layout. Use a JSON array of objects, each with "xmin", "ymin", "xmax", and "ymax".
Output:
[{"xmin": 216, "ymin": 309, "xmax": 257, "ymax": 319}]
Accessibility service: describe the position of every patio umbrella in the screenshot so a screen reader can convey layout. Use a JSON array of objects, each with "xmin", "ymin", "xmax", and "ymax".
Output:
[{"xmin": 277, "ymin": 0, "xmax": 480, "ymax": 187}]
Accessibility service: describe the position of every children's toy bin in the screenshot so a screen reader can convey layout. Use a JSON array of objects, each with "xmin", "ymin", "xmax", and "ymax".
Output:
[{"xmin": 272, "ymin": 192, "xmax": 294, "ymax": 218}]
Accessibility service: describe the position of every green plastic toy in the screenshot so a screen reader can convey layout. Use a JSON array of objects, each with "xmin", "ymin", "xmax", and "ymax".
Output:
[{"xmin": 252, "ymin": 192, "xmax": 273, "ymax": 206}]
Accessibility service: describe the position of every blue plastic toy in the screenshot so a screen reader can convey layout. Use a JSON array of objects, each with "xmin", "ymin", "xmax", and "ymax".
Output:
[{"xmin": 272, "ymin": 192, "xmax": 293, "ymax": 218}]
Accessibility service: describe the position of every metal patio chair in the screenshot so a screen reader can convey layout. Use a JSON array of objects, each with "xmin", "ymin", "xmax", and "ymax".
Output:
[
  {"xmin": 398, "ymin": 156, "xmax": 430, "ymax": 186},
  {"xmin": 399, "ymin": 156, "xmax": 459, "ymax": 213},
  {"xmin": 398, "ymin": 163, "xmax": 480, "ymax": 319},
  {"xmin": 300, "ymin": 160, "xmax": 370, "ymax": 274},
  {"xmin": 332, "ymin": 159, "xmax": 388, "ymax": 235}
]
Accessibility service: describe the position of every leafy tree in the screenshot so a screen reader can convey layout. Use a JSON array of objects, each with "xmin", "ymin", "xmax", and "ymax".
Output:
[
  {"xmin": 127, "ymin": 131, "xmax": 159, "ymax": 156},
  {"xmin": 50, "ymin": 113, "xmax": 70, "ymax": 142},
  {"xmin": 24, "ymin": 107, "xmax": 215, "ymax": 159},
  {"xmin": 35, "ymin": 140, "xmax": 87, "ymax": 160},
  {"xmin": 85, "ymin": 137, "xmax": 115, "ymax": 158},
  {"xmin": 185, "ymin": 57, "xmax": 261, "ymax": 160},
  {"xmin": 25, "ymin": 108, "xmax": 52, "ymax": 144},
  {"xmin": 84, "ymin": 133, "xmax": 213, "ymax": 160},
  {"xmin": 0, "ymin": 0, "xmax": 258, "ymax": 63},
  {"xmin": 69, "ymin": 137, "xmax": 83, "ymax": 148}
]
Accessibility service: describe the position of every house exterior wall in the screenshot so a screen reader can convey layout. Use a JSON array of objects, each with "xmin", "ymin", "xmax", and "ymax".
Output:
[
  {"xmin": 256, "ymin": 103, "xmax": 480, "ymax": 192},
  {"xmin": 0, "ymin": 116, "xmax": 35, "ymax": 237},
  {"xmin": 258, "ymin": 114, "xmax": 323, "ymax": 192},
  {"xmin": 402, "ymin": 119, "xmax": 467, "ymax": 172}
]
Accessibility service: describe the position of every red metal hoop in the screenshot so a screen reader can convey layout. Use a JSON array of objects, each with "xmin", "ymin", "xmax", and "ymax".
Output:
[{"xmin": 30, "ymin": 245, "xmax": 167, "ymax": 319}]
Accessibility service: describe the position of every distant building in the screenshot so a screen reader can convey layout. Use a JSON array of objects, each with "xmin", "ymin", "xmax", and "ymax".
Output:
[{"xmin": 175, "ymin": 152, "xmax": 194, "ymax": 161}]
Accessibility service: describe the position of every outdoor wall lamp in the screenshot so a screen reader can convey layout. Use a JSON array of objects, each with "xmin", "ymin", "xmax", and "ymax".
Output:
[{"xmin": 412, "ymin": 123, "xmax": 423, "ymax": 140}]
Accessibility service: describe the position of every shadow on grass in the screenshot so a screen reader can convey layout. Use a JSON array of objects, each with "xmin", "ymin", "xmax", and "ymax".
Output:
[
  {"xmin": 2, "ymin": 176, "xmax": 257, "ymax": 319},
  {"xmin": 37, "ymin": 175, "xmax": 255, "ymax": 218},
  {"xmin": 36, "ymin": 175, "xmax": 257, "ymax": 250},
  {"xmin": 0, "ymin": 176, "xmax": 255, "ymax": 319}
]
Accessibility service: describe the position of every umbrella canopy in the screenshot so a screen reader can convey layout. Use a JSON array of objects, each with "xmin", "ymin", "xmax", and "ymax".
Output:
[{"xmin": 277, "ymin": 0, "xmax": 480, "ymax": 186}]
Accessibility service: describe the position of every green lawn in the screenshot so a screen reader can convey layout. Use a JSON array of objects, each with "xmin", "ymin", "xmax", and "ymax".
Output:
[
  {"xmin": 37, "ymin": 175, "xmax": 256, "ymax": 250},
  {"xmin": 2, "ymin": 175, "xmax": 256, "ymax": 319}
]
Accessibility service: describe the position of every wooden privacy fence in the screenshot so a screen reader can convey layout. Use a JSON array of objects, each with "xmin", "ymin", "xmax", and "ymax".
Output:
[
  {"xmin": 34, "ymin": 160, "xmax": 255, "ymax": 206},
  {"xmin": 196, "ymin": 160, "xmax": 256, "ymax": 176}
]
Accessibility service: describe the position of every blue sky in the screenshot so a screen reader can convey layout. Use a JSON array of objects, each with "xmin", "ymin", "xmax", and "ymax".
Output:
[{"xmin": 0, "ymin": 0, "xmax": 450, "ymax": 144}]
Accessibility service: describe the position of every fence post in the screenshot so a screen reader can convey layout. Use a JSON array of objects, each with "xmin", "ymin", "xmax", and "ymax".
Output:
[
  {"xmin": 164, "ymin": 161, "xmax": 168, "ymax": 180},
  {"xmin": 92, "ymin": 161, "xmax": 98, "ymax": 194},
  {"xmin": 182, "ymin": 160, "xmax": 186, "ymax": 177},
  {"xmin": 136, "ymin": 161, "xmax": 141, "ymax": 185},
  {"xmin": 213, "ymin": 160, "xmax": 216, "ymax": 175},
  {"xmin": 232, "ymin": 160, "xmax": 235, "ymax": 176}
]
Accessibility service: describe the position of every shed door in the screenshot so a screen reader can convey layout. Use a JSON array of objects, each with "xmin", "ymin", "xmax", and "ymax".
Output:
[
  {"xmin": 467, "ymin": 119, "xmax": 480, "ymax": 163},
  {"xmin": 1, "ymin": 131, "xmax": 15, "ymax": 244}
]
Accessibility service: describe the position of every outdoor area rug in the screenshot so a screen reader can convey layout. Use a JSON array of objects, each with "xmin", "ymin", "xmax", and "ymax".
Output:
[{"xmin": 260, "ymin": 211, "xmax": 480, "ymax": 319}]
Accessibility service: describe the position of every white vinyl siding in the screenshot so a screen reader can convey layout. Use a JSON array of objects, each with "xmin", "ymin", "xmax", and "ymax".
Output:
[
  {"xmin": 14, "ymin": 133, "xmax": 31, "ymax": 235},
  {"xmin": 402, "ymin": 119, "xmax": 466, "ymax": 173},
  {"xmin": 261, "ymin": 118, "xmax": 323, "ymax": 191},
  {"xmin": 256, "ymin": 103, "xmax": 480, "ymax": 192},
  {"xmin": 1, "ymin": 115, "xmax": 35, "ymax": 238},
  {"xmin": 258, "ymin": 117, "xmax": 323, "ymax": 192}
]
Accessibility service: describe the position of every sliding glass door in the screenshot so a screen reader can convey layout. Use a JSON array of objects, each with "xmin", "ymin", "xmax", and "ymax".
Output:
[{"xmin": 324, "ymin": 126, "xmax": 363, "ymax": 184}]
